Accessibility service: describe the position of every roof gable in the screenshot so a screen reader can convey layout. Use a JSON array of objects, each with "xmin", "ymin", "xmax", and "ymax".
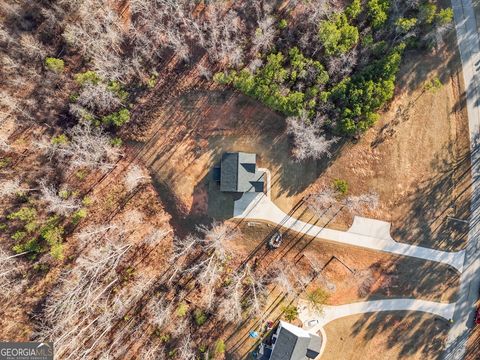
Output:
[
  {"xmin": 220, "ymin": 153, "xmax": 238, "ymax": 192},
  {"xmin": 220, "ymin": 152, "xmax": 264, "ymax": 193}
]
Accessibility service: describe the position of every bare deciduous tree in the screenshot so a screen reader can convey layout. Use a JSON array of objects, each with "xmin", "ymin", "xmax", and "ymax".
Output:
[
  {"xmin": 139, "ymin": 341, "xmax": 165, "ymax": 360},
  {"xmin": 0, "ymin": 178, "xmax": 25, "ymax": 198},
  {"xmin": 0, "ymin": 132, "xmax": 10, "ymax": 151},
  {"xmin": 37, "ymin": 123, "xmax": 123, "ymax": 170},
  {"xmin": 244, "ymin": 265, "xmax": 268, "ymax": 319},
  {"xmin": 345, "ymin": 192, "xmax": 380, "ymax": 212},
  {"xmin": 305, "ymin": 188, "xmax": 338, "ymax": 216},
  {"xmin": 145, "ymin": 297, "xmax": 172, "ymax": 329},
  {"xmin": 176, "ymin": 332, "xmax": 196, "ymax": 360},
  {"xmin": 287, "ymin": 114, "xmax": 339, "ymax": 161},
  {"xmin": 0, "ymin": 250, "xmax": 28, "ymax": 302},
  {"xmin": 217, "ymin": 272, "xmax": 244, "ymax": 323},
  {"xmin": 40, "ymin": 182, "xmax": 81, "ymax": 216},
  {"xmin": 251, "ymin": 16, "xmax": 276, "ymax": 55},
  {"xmin": 124, "ymin": 164, "xmax": 150, "ymax": 191},
  {"xmin": 19, "ymin": 34, "xmax": 47, "ymax": 60},
  {"xmin": 143, "ymin": 228, "xmax": 172, "ymax": 246},
  {"xmin": 306, "ymin": 187, "xmax": 379, "ymax": 217},
  {"xmin": 76, "ymin": 83, "xmax": 123, "ymax": 115}
]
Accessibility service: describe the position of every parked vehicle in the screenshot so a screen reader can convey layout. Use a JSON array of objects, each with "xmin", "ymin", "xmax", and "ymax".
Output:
[
  {"xmin": 307, "ymin": 319, "xmax": 319, "ymax": 328},
  {"xmin": 475, "ymin": 307, "xmax": 480, "ymax": 325},
  {"xmin": 268, "ymin": 232, "xmax": 283, "ymax": 249}
]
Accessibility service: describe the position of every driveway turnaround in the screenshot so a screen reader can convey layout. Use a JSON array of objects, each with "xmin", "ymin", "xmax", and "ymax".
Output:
[
  {"xmin": 297, "ymin": 299, "xmax": 456, "ymax": 359},
  {"xmin": 234, "ymin": 194, "xmax": 465, "ymax": 272},
  {"xmin": 443, "ymin": 0, "xmax": 480, "ymax": 358}
]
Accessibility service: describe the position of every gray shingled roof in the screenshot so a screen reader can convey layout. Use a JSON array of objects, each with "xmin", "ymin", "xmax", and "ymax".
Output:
[
  {"xmin": 305, "ymin": 334, "xmax": 322, "ymax": 359},
  {"xmin": 220, "ymin": 152, "xmax": 264, "ymax": 193},
  {"xmin": 269, "ymin": 322, "xmax": 323, "ymax": 360},
  {"xmin": 220, "ymin": 153, "xmax": 238, "ymax": 192}
]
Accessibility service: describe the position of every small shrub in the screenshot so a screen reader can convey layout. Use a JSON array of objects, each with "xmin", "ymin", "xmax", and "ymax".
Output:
[
  {"xmin": 33, "ymin": 263, "xmax": 50, "ymax": 273},
  {"xmin": 40, "ymin": 219, "xmax": 64, "ymax": 260},
  {"xmin": 367, "ymin": 0, "xmax": 391, "ymax": 29},
  {"xmin": 318, "ymin": 14, "xmax": 359, "ymax": 56},
  {"xmin": 420, "ymin": 3, "xmax": 437, "ymax": 24},
  {"xmin": 58, "ymin": 189, "xmax": 70, "ymax": 199},
  {"xmin": 194, "ymin": 309, "xmax": 207, "ymax": 326},
  {"xmin": 146, "ymin": 71, "xmax": 158, "ymax": 88},
  {"xmin": 110, "ymin": 137, "xmax": 123, "ymax": 147},
  {"xmin": 107, "ymin": 81, "xmax": 129, "ymax": 102},
  {"xmin": 24, "ymin": 220, "xmax": 38, "ymax": 233},
  {"xmin": 40, "ymin": 224, "xmax": 63, "ymax": 245},
  {"xmin": 82, "ymin": 196, "xmax": 93, "ymax": 207},
  {"xmin": 168, "ymin": 350, "xmax": 176, "ymax": 358},
  {"xmin": 223, "ymin": 277, "xmax": 233, "ymax": 287},
  {"xmin": 159, "ymin": 333, "xmax": 171, "ymax": 343},
  {"xmin": 213, "ymin": 72, "xmax": 230, "ymax": 84},
  {"xmin": 12, "ymin": 230, "xmax": 27, "ymax": 241},
  {"xmin": 45, "ymin": 57, "xmax": 65, "ymax": 73},
  {"xmin": 101, "ymin": 108, "xmax": 131, "ymax": 127},
  {"xmin": 281, "ymin": 305, "xmax": 299, "ymax": 321},
  {"xmin": 71, "ymin": 208, "xmax": 88, "ymax": 225},
  {"xmin": 13, "ymin": 237, "xmax": 42, "ymax": 258},
  {"xmin": 306, "ymin": 288, "xmax": 330, "ymax": 311},
  {"xmin": 0, "ymin": 157, "xmax": 12, "ymax": 168},
  {"xmin": 122, "ymin": 266, "xmax": 135, "ymax": 281},
  {"xmin": 333, "ymin": 179, "xmax": 349, "ymax": 195},
  {"xmin": 362, "ymin": 33, "xmax": 374, "ymax": 46},
  {"xmin": 69, "ymin": 93, "xmax": 79, "ymax": 103},
  {"xmin": 278, "ymin": 19, "xmax": 288, "ymax": 29},
  {"xmin": 74, "ymin": 71, "xmax": 101, "ymax": 85},
  {"xmin": 51, "ymin": 134, "xmax": 69, "ymax": 145},
  {"xmin": 435, "ymin": 8, "xmax": 453, "ymax": 26},
  {"xmin": 395, "ymin": 17, "xmax": 417, "ymax": 33},
  {"xmin": 8, "ymin": 207, "xmax": 37, "ymax": 223},
  {"xmin": 346, "ymin": 0, "xmax": 362, "ymax": 20},
  {"xmin": 424, "ymin": 77, "xmax": 442, "ymax": 92},
  {"xmin": 176, "ymin": 302, "xmax": 189, "ymax": 317},
  {"xmin": 75, "ymin": 169, "xmax": 88, "ymax": 181},
  {"xmin": 49, "ymin": 243, "xmax": 64, "ymax": 260},
  {"xmin": 215, "ymin": 340, "xmax": 226, "ymax": 355}
]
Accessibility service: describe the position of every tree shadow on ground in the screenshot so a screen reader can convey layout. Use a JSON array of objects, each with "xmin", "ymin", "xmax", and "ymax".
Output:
[
  {"xmin": 390, "ymin": 139, "xmax": 472, "ymax": 251},
  {"xmin": 346, "ymin": 251, "xmax": 468, "ymax": 360},
  {"xmin": 396, "ymin": 29, "xmax": 460, "ymax": 96},
  {"xmin": 346, "ymin": 311, "xmax": 449, "ymax": 359}
]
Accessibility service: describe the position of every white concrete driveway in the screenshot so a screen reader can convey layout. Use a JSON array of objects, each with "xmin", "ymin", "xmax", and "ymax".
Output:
[
  {"xmin": 298, "ymin": 299, "xmax": 455, "ymax": 329},
  {"xmin": 234, "ymin": 194, "xmax": 465, "ymax": 272},
  {"xmin": 298, "ymin": 298, "xmax": 455, "ymax": 359}
]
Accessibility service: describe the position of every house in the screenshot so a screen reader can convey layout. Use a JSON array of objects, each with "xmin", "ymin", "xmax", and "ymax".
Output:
[
  {"xmin": 257, "ymin": 321, "xmax": 322, "ymax": 360},
  {"xmin": 217, "ymin": 152, "xmax": 265, "ymax": 193}
]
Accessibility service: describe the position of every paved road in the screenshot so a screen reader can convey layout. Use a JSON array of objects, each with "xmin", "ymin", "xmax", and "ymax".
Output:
[
  {"xmin": 234, "ymin": 193, "xmax": 466, "ymax": 271},
  {"xmin": 443, "ymin": 0, "xmax": 480, "ymax": 358}
]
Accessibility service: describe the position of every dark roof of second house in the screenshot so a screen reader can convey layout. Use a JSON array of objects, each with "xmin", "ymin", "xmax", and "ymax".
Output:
[
  {"xmin": 270, "ymin": 321, "xmax": 323, "ymax": 360},
  {"xmin": 220, "ymin": 152, "xmax": 264, "ymax": 192}
]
